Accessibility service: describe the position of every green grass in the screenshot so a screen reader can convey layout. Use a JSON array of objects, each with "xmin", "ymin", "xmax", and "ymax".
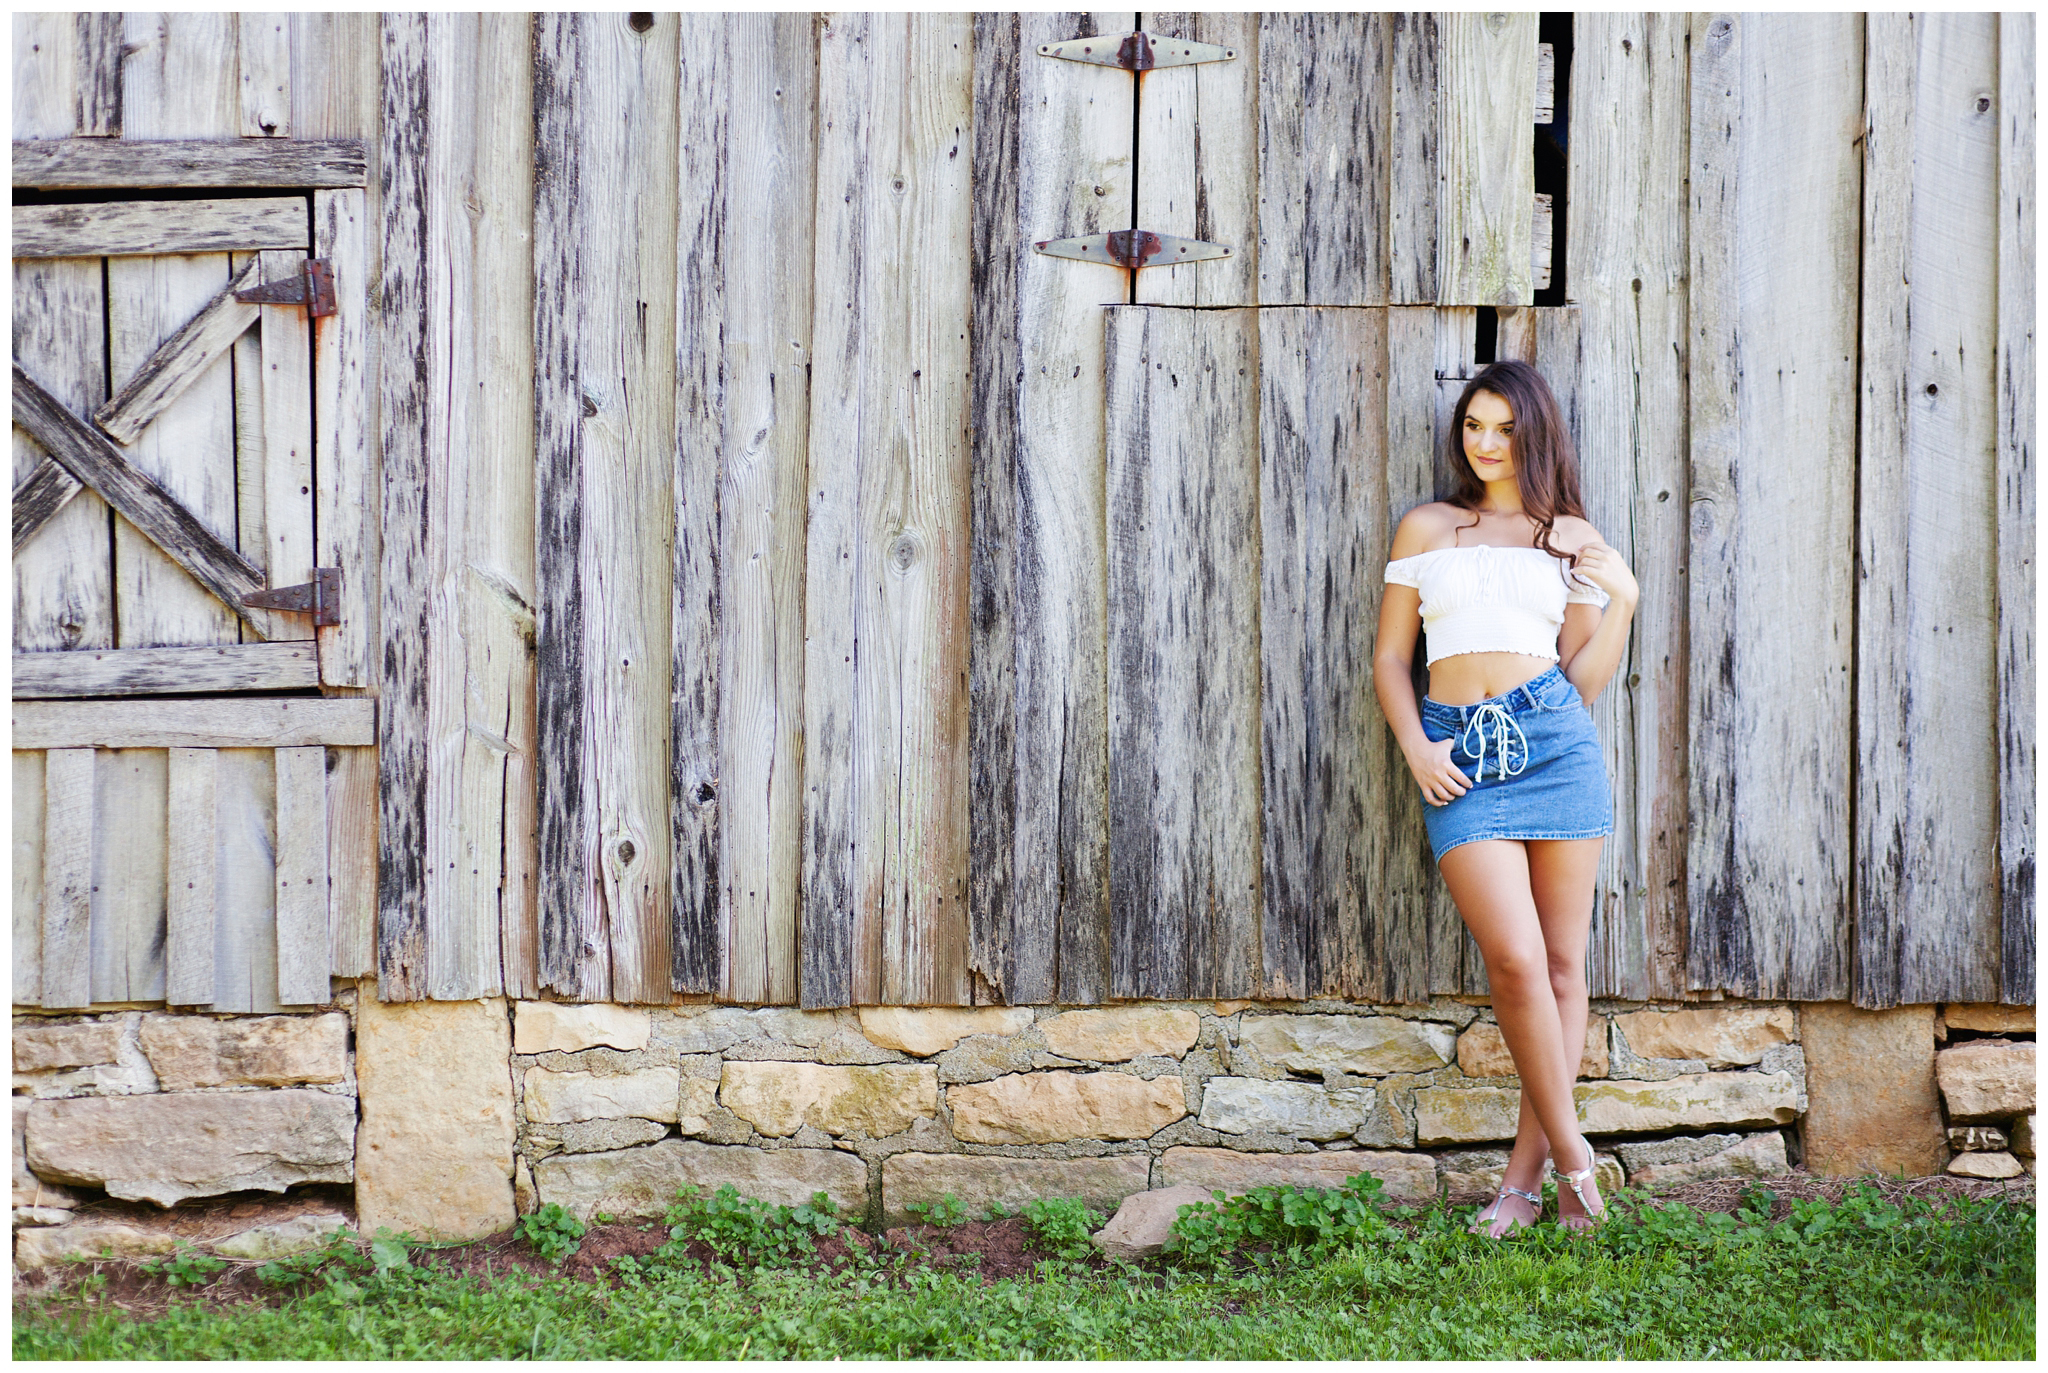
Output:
[{"xmin": 15, "ymin": 1184, "xmax": 2032, "ymax": 1361}]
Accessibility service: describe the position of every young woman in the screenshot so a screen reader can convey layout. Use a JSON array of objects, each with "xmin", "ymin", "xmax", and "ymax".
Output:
[{"xmin": 1372, "ymin": 359, "xmax": 1639, "ymax": 1237}]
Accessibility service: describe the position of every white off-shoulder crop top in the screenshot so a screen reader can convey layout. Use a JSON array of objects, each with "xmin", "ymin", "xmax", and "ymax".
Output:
[{"xmin": 1383, "ymin": 544, "xmax": 1611, "ymax": 667}]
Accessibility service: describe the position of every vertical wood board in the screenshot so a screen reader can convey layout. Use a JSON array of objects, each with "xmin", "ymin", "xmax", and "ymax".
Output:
[
  {"xmin": 165, "ymin": 747, "xmax": 218, "ymax": 1004},
  {"xmin": 40, "ymin": 748, "xmax": 95, "ymax": 1010},
  {"xmin": 1134, "ymin": 12, "xmax": 1259, "ymax": 306},
  {"xmin": 1437, "ymin": 12, "xmax": 1539, "ymax": 306}
]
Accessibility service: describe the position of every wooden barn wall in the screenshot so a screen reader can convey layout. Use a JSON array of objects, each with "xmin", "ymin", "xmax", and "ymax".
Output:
[{"xmin": 15, "ymin": 13, "xmax": 2031, "ymax": 1014}]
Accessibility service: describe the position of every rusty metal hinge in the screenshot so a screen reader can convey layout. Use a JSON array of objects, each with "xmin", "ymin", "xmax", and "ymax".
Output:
[
  {"xmin": 235, "ymin": 257, "xmax": 337, "ymax": 319},
  {"xmin": 1033, "ymin": 230, "xmax": 1234, "ymax": 271},
  {"xmin": 243, "ymin": 567, "xmax": 342, "ymax": 626},
  {"xmin": 1037, "ymin": 31, "xmax": 1236, "ymax": 71}
]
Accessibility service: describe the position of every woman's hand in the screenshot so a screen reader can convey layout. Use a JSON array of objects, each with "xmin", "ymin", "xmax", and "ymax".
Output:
[
  {"xmin": 1571, "ymin": 541, "xmax": 1639, "ymax": 608},
  {"xmin": 1406, "ymin": 736, "xmax": 1471, "ymax": 807}
]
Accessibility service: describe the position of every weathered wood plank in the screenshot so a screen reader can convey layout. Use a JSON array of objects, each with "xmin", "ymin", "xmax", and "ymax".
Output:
[
  {"xmin": 1387, "ymin": 14, "xmax": 1440, "ymax": 304},
  {"xmin": 74, "ymin": 13, "xmax": 122, "ymax": 137},
  {"xmin": 238, "ymin": 12, "xmax": 291, "ymax": 137},
  {"xmin": 291, "ymin": 12, "xmax": 376, "ymax": 141},
  {"xmin": 1561, "ymin": 13, "xmax": 1691, "ymax": 1000},
  {"xmin": 119, "ymin": 11, "xmax": 237, "ymax": 139},
  {"xmin": 1687, "ymin": 12, "xmax": 1860, "ymax": 1001},
  {"xmin": 12, "ymin": 139, "xmax": 365, "ymax": 189},
  {"xmin": 12, "ymin": 258, "xmax": 112, "ymax": 655},
  {"xmin": 274, "ymin": 746, "xmax": 329, "ymax": 1004},
  {"xmin": 14, "ymin": 751, "xmax": 47, "ymax": 1005},
  {"xmin": 164, "ymin": 747, "xmax": 217, "ymax": 1005},
  {"xmin": 1256, "ymin": 14, "xmax": 1390, "ymax": 305},
  {"xmin": 313, "ymin": 189, "xmax": 376, "ymax": 687},
  {"xmin": 211, "ymin": 748, "xmax": 280, "ymax": 1013},
  {"xmin": 95, "ymin": 257, "xmax": 262, "ymax": 446},
  {"xmin": 40, "ymin": 748, "xmax": 96, "ymax": 1010},
  {"xmin": 1531, "ymin": 192, "xmax": 1553, "ymax": 291},
  {"xmin": 12, "ymin": 199, "xmax": 307, "ymax": 259},
  {"xmin": 14, "ymin": 364, "xmax": 267, "ymax": 632},
  {"xmin": 672, "ymin": 13, "xmax": 813, "ymax": 1002},
  {"xmin": 326, "ymin": 746, "xmax": 378, "ymax": 981},
  {"xmin": 1105, "ymin": 306, "xmax": 1262, "ymax": 1000},
  {"xmin": 534, "ymin": 12, "xmax": 680, "ymax": 1004},
  {"xmin": 230, "ymin": 251, "xmax": 271, "ymax": 635},
  {"xmin": 1437, "ymin": 12, "xmax": 1538, "ymax": 306},
  {"xmin": 13, "ymin": 14, "xmax": 75, "ymax": 140},
  {"xmin": 969, "ymin": 11, "xmax": 1132, "ymax": 1007},
  {"xmin": 1997, "ymin": 12, "xmax": 2037, "ymax": 1005},
  {"xmin": 1856, "ymin": 14, "xmax": 2003, "ymax": 1007},
  {"xmin": 1134, "ymin": 12, "xmax": 1259, "ymax": 306},
  {"xmin": 14, "ymin": 699, "xmax": 374, "ymax": 750},
  {"xmin": 803, "ymin": 11, "xmax": 974, "ymax": 1008},
  {"xmin": 13, "ymin": 644, "xmax": 319, "ymax": 699},
  {"xmin": 88, "ymin": 748, "xmax": 167, "ymax": 1004},
  {"xmin": 1257, "ymin": 308, "xmax": 1387, "ymax": 999},
  {"xmin": 256, "ymin": 248, "xmax": 316, "ymax": 619},
  {"xmin": 1536, "ymin": 41, "xmax": 1555, "ymax": 123}
]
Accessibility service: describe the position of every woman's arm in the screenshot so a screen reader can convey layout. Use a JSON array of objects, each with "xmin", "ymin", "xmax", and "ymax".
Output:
[
  {"xmin": 1557, "ymin": 535, "xmax": 1639, "ymax": 706},
  {"xmin": 1376, "ymin": 509, "xmax": 1474, "ymax": 807}
]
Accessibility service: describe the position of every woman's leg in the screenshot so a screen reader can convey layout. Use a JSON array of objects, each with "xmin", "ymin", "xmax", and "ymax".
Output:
[
  {"xmin": 1525, "ymin": 836, "xmax": 1607, "ymax": 1224},
  {"xmin": 1437, "ymin": 839, "xmax": 1585, "ymax": 1232}
]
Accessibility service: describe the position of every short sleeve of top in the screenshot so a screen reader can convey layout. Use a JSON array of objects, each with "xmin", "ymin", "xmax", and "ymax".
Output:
[{"xmin": 1562, "ymin": 562, "xmax": 1610, "ymax": 609}]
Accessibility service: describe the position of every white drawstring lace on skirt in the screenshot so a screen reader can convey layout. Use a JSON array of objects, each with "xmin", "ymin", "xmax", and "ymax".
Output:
[{"xmin": 1458, "ymin": 701, "xmax": 1529, "ymax": 783}]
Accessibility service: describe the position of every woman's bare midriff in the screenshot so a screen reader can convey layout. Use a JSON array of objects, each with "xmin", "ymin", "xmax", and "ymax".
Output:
[{"xmin": 1425, "ymin": 650, "xmax": 1558, "ymax": 707}]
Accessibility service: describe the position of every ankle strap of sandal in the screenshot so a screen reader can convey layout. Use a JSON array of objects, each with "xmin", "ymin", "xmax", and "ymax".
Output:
[{"xmin": 1500, "ymin": 1183, "xmax": 1541, "ymax": 1203}]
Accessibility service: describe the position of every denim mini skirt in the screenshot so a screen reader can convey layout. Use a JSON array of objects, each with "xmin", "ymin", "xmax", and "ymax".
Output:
[{"xmin": 1417, "ymin": 664, "xmax": 1613, "ymax": 864}]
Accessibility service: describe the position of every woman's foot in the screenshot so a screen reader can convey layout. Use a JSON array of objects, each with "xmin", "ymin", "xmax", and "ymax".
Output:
[
  {"xmin": 1468, "ymin": 1181, "xmax": 1542, "ymax": 1238},
  {"xmin": 1554, "ymin": 1140, "xmax": 1605, "ymax": 1232}
]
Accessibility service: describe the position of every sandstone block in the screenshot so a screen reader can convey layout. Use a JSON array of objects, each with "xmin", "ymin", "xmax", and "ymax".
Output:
[
  {"xmin": 355, "ymin": 989, "xmax": 515, "ymax": 1241},
  {"xmin": 16, "ymin": 1222, "xmax": 176, "ymax": 1269},
  {"xmin": 1935, "ymin": 1039, "xmax": 2035, "ymax": 1123},
  {"xmin": 1197, "ymin": 1077, "xmax": 1372, "ymax": 1140},
  {"xmin": 1575, "ymin": 1072, "xmax": 1799, "ymax": 1134},
  {"xmin": 1942, "ymin": 1003, "xmax": 2035, "ymax": 1035},
  {"xmin": 12, "ymin": 1100, "xmax": 78, "ymax": 1211},
  {"xmin": 880, "ymin": 1153, "xmax": 1150, "ymax": 1225},
  {"xmin": 1799, "ymin": 1003, "xmax": 1945, "ymax": 1176},
  {"xmin": 513, "ymin": 1003, "xmax": 651, "ymax": 1055},
  {"xmin": 15, "ymin": 1206, "xmax": 71, "ymax": 1227},
  {"xmin": 524, "ymin": 1066, "xmax": 681, "ymax": 1125},
  {"xmin": 720, "ymin": 1062, "xmax": 936, "ymax": 1138},
  {"xmin": 140, "ymin": 1012, "xmax": 349, "ymax": 1090},
  {"xmin": 1239, "ymin": 1015, "xmax": 1455, "ymax": 1076},
  {"xmin": 1414, "ymin": 1085, "xmax": 1522, "ymax": 1144},
  {"xmin": 1613, "ymin": 1132, "xmax": 1742, "ymax": 1171},
  {"xmin": 27, "ymin": 1091, "xmax": 353, "ymax": 1205},
  {"xmin": 12, "ymin": 1019, "xmax": 122, "ymax": 1072},
  {"xmin": 1947, "ymin": 1150, "xmax": 2024, "ymax": 1179},
  {"xmin": 1626, "ymin": 1131, "xmax": 1788, "ymax": 1191},
  {"xmin": 1091, "ymin": 1185, "xmax": 1215, "ymax": 1260},
  {"xmin": 857, "ymin": 1007, "xmax": 1034, "ymax": 1057},
  {"xmin": 535, "ymin": 1140, "xmax": 867, "ymax": 1222},
  {"xmin": 1947, "ymin": 1125, "xmax": 2008, "ymax": 1153},
  {"xmin": 1612, "ymin": 1005, "xmax": 1796, "ymax": 1067},
  {"xmin": 1039, "ymin": 1007, "xmax": 1200, "ymax": 1063},
  {"xmin": 211, "ymin": 1212, "xmax": 349, "ymax": 1260},
  {"xmin": 2012, "ymin": 1114, "xmax": 2035, "ymax": 1158},
  {"xmin": 947, "ymin": 1071, "xmax": 1185, "ymax": 1144},
  {"xmin": 554, "ymin": 1118, "xmax": 672, "ymax": 1154},
  {"xmin": 677, "ymin": 1076, "xmax": 719, "ymax": 1134},
  {"xmin": 1455, "ymin": 1019, "xmax": 1606, "ymax": 1079},
  {"xmin": 1158, "ymin": 1145, "xmax": 1436, "ymax": 1201}
]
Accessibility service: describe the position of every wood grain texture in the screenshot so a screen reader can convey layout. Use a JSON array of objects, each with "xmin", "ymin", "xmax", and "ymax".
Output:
[
  {"xmin": 326, "ymin": 745, "xmax": 378, "ymax": 980},
  {"xmin": 210, "ymin": 748, "xmax": 280, "ymax": 1013},
  {"xmin": 1135, "ymin": 12, "xmax": 1259, "ymax": 306},
  {"xmin": 1687, "ymin": 12, "xmax": 1860, "ymax": 1001},
  {"xmin": 256, "ymin": 249, "xmax": 316, "ymax": 615},
  {"xmin": 273, "ymin": 746, "xmax": 330, "ymax": 1004},
  {"xmin": 1105, "ymin": 306, "xmax": 1262, "ymax": 1000},
  {"xmin": 1857, "ymin": 14, "xmax": 2004, "ymax": 1008},
  {"xmin": 13, "ymin": 364, "xmax": 266, "ymax": 636},
  {"xmin": 1257, "ymin": 308, "xmax": 1387, "ymax": 999},
  {"xmin": 12, "ymin": 644, "xmax": 319, "ymax": 698},
  {"xmin": 1997, "ymin": 12, "xmax": 2037, "ymax": 1005},
  {"xmin": 14, "ymin": 751, "xmax": 47, "ymax": 1005},
  {"xmin": 164, "ymin": 747, "xmax": 218, "ymax": 1005},
  {"xmin": 13, "ymin": 699, "xmax": 374, "ymax": 749},
  {"xmin": 237, "ymin": 12, "xmax": 291, "ymax": 137},
  {"xmin": 968, "ymin": 12, "xmax": 1133, "ymax": 1007},
  {"xmin": 74, "ymin": 13, "xmax": 123, "ymax": 137},
  {"xmin": 12, "ymin": 139, "xmax": 365, "ymax": 189},
  {"xmin": 13, "ymin": 14, "xmax": 79, "ymax": 141},
  {"xmin": 12, "ymin": 258, "xmax": 112, "ymax": 655},
  {"xmin": 803, "ymin": 12, "xmax": 974, "ymax": 1008},
  {"xmin": 88, "ymin": 748, "xmax": 167, "ymax": 1004},
  {"xmin": 534, "ymin": 12, "xmax": 680, "ymax": 1004},
  {"xmin": 1437, "ymin": 12, "xmax": 1538, "ymax": 306},
  {"xmin": 12, "ymin": 198, "xmax": 308, "ymax": 259},
  {"xmin": 40, "ymin": 748, "xmax": 96, "ymax": 1010},
  {"xmin": 119, "ymin": 11, "xmax": 237, "ymax": 139},
  {"xmin": 1561, "ymin": 14, "xmax": 1691, "ymax": 1001},
  {"xmin": 95, "ymin": 257, "xmax": 261, "ymax": 446},
  {"xmin": 1256, "ymin": 13, "xmax": 1390, "ymax": 305},
  {"xmin": 1387, "ymin": 14, "xmax": 1440, "ymax": 304},
  {"xmin": 313, "ymin": 189, "xmax": 376, "ymax": 687},
  {"xmin": 673, "ymin": 13, "xmax": 814, "ymax": 1002}
]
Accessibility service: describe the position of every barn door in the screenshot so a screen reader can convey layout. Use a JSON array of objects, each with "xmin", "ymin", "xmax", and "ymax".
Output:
[{"xmin": 11, "ymin": 185, "xmax": 376, "ymax": 1014}]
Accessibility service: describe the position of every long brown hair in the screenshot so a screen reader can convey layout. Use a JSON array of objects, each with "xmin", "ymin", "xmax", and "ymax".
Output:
[{"xmin": 1445, "ymin": 360, "xmax": 1587, "ymax": 565}]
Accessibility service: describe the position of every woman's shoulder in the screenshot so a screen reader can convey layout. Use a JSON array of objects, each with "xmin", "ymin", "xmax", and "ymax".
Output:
[{"xmin": 1390, "ymin": 503, "xmax": 1463, "ymax": 560}]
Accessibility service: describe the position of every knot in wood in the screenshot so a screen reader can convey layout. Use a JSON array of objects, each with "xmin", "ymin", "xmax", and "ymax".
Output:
[
  {"xmin": 889, "ymin": 533, "xmax": 922, "ymax": 573},
  {"xmin": 617, "ymin": 839, "xmax": 637, "ymax": 866}
]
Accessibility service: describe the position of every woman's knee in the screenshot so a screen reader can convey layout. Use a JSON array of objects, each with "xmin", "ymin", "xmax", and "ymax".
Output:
[
  {"xmin": 1487, "ymin": 944, "xmax": 1551, "ymax": 991},
  {"xmin": 1546, "ymin": 956, "xmax": 1586, "ymax": 1000}
]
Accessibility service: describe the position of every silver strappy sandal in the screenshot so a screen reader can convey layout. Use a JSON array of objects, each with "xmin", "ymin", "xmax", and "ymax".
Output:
[
  {"xmin": 1555, "ymin": 1140, "xmax": 1607, "ymax": 1233},
  {"xmin": 1468, "ymin": 1182, "xmax": 1542, "ymax": 1238}
]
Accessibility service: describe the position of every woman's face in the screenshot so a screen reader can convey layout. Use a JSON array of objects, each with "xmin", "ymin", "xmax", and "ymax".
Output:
[{"xmin": 1462, "ymin": 388, "xmax": 1517, "ymax": 485}]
